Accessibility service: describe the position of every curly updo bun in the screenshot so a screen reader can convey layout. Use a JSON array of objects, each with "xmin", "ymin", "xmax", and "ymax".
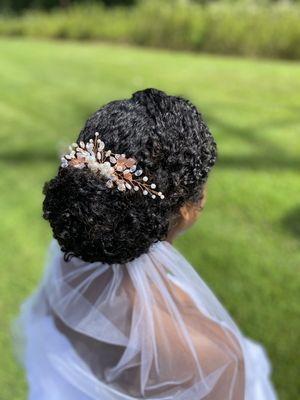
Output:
[{"xmin": 43, "ymin": 88, "xmax": 217, "ymax": 264}]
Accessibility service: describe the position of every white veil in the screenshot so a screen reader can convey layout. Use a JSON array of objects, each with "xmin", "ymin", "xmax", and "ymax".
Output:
[{"xmin": 14, "ymin": 239, "xmax": 277, "ymax": 400}]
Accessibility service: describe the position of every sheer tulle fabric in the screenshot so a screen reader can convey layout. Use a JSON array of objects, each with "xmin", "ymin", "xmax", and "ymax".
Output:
[{"xmin": 14, "ymin": 240, "xmax": 277, "ymax": 400}]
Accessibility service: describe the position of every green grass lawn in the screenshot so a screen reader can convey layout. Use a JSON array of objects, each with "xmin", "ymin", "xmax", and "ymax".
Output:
[{"xmin": 0, "ymin": 38, "xmax": 299, "ymax": 400}]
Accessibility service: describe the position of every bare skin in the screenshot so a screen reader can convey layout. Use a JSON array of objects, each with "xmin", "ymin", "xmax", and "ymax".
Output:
[{"xmin": 167, "ymin": 185, "xmax": 208, "ymax": 243}]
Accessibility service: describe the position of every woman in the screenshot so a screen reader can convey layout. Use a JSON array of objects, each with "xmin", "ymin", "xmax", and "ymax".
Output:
[{"xmin": 14, "ymin": 88, "xmax": 277, "ymax": 399}]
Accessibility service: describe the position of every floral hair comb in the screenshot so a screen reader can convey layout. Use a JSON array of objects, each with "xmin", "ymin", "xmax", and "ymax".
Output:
[{"xmin": 61, "ymin": 132, "xmax": 165, "ymax": 199}]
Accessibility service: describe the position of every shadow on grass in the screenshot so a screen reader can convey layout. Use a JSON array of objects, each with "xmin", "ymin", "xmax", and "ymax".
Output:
[
  {"xmin": 1, "ymin": 151, "xmax": 299, "ymax": 171},
  {"xmin": 219, "ymin": 155, "xmax": 300, "ymax": 170},
  {"xmin": 205, "ymin": 112, "xmax": 300, "ymax": 170},
  {"xmin": 207, "ymin": 113, "xmax": 299, "ymax": 155},
  {"xmin": 0, "ymin": 112, "xmax": 299, "ymax": 170},
  {"xmin": 281, "ymin": 205, "xmax": 300, "ymax": 238}
]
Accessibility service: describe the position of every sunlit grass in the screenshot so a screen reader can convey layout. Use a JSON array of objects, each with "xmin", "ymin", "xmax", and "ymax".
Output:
[{"xmin": 0, "ymin": 38, "xmax": 299, "ymax": 400}]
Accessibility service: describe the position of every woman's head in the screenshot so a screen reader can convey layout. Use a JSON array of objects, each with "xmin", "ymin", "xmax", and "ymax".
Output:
[{"xmin": 43, "ymin": 88, "xmax": 217, "ymax": 263}]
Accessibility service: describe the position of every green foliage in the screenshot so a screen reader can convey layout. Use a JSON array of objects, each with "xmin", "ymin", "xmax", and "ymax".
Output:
[
  {"xmin": 0, "ymin": 0, "xmax": 136, "ymax": 14},
  {"xmin": 0, "ymin": 38, "xmax": 299, "ymax": 400},
  {"xmin": 1, "ymin": 1, "xmax": 300, "ymax": 59},
  {"xmin": 202, "ymin": 2, "xmax": 300, "ymax": 59}
]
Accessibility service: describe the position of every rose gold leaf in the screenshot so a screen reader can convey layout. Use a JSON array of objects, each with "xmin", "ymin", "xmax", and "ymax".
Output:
[
  {"xmin": 125, "ymin": 158, "xmax": 136, "ymax": 168},
  {"xmin": 123, "ymin": 172, "xmax": 133, "ymax": 181},
  {"xmin": 116, "ymin": 158, "xmax": 126, "ymax": 167},
  {"xmin": 70, "ymin": 158, "xmax": 85, "ymax": 166}
]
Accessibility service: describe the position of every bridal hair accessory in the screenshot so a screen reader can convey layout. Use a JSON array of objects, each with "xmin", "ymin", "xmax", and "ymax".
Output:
[{"xmin": 61, "ymin": 132, "xmax": 165, "ymax": 199}]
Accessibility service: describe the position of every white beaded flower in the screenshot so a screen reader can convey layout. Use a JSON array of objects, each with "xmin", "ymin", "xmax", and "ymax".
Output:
[{"xmin": 61, "ymin": 132, "xmax": 165, "ymax": 199}]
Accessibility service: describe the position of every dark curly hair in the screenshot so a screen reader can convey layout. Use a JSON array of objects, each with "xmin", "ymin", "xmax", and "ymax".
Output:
[{"xmin": 43, "ymin": 88, "xmax": 217, "ymax": 264}]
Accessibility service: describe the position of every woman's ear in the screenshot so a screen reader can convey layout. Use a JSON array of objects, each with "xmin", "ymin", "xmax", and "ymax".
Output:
[
  {"xmin": 179, "ymin": 190, "xmax": 206, "ymax": 229},
  {"xmin": 167, "ymin": 186, "xmax": 207, "ymax": 243},
  {"xmin": 181, "ymin": 185, "xmax": 207, "ymax": 223}
]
